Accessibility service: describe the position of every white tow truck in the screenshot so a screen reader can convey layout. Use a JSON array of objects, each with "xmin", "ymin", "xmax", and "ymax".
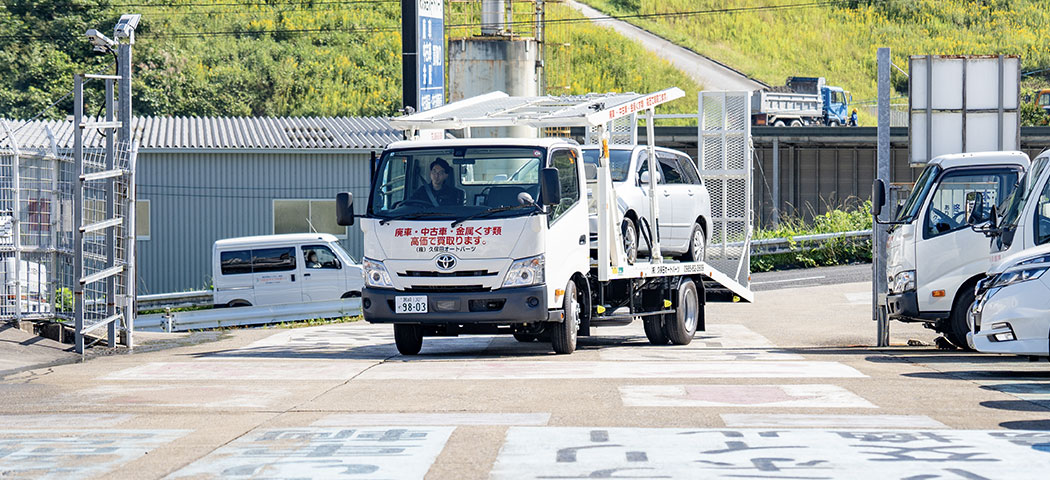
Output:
[
  {"xmin": 872, "ymin": 151, "xmax": 1029, "ymax": 349},
  {"xmin": 335, "ymin": 89, "xmax": 754, "ymax": 354}
]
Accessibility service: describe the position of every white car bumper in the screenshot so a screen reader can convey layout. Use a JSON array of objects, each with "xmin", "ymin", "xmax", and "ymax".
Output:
[{"xmin": 970, "ymin": 279, "xmax": 1050, "ymax": 356}]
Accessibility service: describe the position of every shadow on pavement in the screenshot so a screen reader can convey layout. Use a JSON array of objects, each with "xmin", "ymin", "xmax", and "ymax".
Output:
[
  {"xmin": 979, "ymin": 400, "xmax": 1050, "ymax": 412},
  {"xmin": 1000, "ymin": 419, "xmax": 1050, "ymax": 431}
]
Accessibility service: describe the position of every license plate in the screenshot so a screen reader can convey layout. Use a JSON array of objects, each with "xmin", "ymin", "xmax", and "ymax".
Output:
[{"xmin": 395, "ymin": 295, "xmax": 428, "ymax": 314}]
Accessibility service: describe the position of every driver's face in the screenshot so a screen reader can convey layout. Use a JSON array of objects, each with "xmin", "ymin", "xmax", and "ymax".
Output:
[{"xmin": 430, "ymin": 165, "xmax": 448, "ymax": 189}]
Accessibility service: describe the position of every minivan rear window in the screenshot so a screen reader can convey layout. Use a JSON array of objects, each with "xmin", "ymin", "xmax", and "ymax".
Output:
[
  {"xmin": 220, "ymin": 250, "xmax": 252, "ymax": 275},
  {"xmin": 219, "ymin": 247, "xmax": 297, "ymax": 275}
]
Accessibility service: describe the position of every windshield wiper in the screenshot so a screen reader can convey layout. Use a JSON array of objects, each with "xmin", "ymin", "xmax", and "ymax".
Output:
[
  {"xmin": 451, "ymin": 204, "xmax": 542, "ymax": 228},
  {"xmin": 378, "ymin": 211, "xmax": 448, "ymax": 225}
]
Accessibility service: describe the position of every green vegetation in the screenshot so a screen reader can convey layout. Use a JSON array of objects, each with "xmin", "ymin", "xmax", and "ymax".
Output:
[
  {"xmin": 0, "ymin": 1, "xmax": 701, "ymax": 120},
  {"xmin": 751, "ymin": 202, "xmax": 873, "ymax": 272},
  {"xmin": 581, "ymin": 0, "xmax": 1050, "ymax": 124}
]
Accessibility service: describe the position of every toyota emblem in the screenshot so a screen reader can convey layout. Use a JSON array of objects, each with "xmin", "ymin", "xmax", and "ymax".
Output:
[{"xmin": 435, "ymin": 254, "xmax": 457, "ymax": 270}]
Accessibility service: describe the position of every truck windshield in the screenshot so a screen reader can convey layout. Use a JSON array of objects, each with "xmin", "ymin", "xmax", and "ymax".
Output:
[
  {"xmin": 582, "ymin": 149, "xmax": 632, "ymax": 182},
  {"xmin": 368, "ymin": 146, "xmax": 546, "ymax": 221},
  {"xmin": 896, "ymin": 164, "xmax": 941, "ymax": 222}
]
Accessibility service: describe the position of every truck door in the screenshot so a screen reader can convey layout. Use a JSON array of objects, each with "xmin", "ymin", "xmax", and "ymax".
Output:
[
  {"xmin": 545, "ymin": 148, "xmax": 588, "ymax": 295},
  {"xmin": 916, "ymin": 168, "xmax": 1020, "ymax": 313},
  {"xmin": 252, "ymin": 246, "xmax": 303, "ymax": 305},
  {"xmin": 301, "ymin": 244, "xmax": 347, "ymax": 302}
]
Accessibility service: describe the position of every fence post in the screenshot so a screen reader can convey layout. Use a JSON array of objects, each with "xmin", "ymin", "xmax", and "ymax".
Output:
[{"xmin": 875, "ymin": 47, "xmax": 891, "ymax": 347}]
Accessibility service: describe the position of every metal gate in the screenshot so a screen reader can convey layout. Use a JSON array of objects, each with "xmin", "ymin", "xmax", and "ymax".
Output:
[{"xmin": 698, "ymin": 91, "xmax": 753, "ymax": 288}]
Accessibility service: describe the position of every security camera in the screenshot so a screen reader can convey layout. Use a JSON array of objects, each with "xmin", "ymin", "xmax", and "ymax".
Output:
[
  {"xmin": 85, "ymin": 29, "xmax": 117, "ymax": 52},
  {"xmin": 114, "ymin": 14, "xmax": 141, "ymax": 44}
]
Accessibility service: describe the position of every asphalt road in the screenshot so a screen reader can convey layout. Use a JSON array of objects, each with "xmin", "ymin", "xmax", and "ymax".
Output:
[
  {"xmin": 2, "ymin": 280, "xmax": 1049, "ymax": 479},
  {"xmin": 566, "ymin": 1, "xmax": 766, "ymax": 91},
  {"xmin": 751, "ymin": 263, "xmax": 871, "ymax": 291}
]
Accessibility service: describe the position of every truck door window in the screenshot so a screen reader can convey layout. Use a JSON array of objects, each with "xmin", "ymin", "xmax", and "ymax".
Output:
[
  {"xmin": 550, "ymin": 149, "xmax": 580, "ymax": 222},
  {"xmin": 303, "ymin": 245, "xmax": 342, "ymax": 269},
  {"xmin": 657, "ymin": 153, "xmax": 686, "ymax": 184},
  {"xmin": 924, "ymin": 170, "xmax": 1017, "ymax": 239},
  {"xmin": 1034, "ymin": 179, "xmax": 1050, "ymax": 246}
]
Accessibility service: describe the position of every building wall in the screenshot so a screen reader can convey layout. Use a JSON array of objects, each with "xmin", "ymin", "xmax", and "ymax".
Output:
[{"xmin": 136, "ymin": 150, "xmax": 373, "ymax": 294}]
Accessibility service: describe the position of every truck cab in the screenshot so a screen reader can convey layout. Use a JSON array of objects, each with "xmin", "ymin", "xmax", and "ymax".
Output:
[
  {"xmin": 880, "ymin": 151, "xmax": 1029, "ymax": 348},
  {"xmin": 822, "ymin": 86, "xmax": 851, "ymax": 126}
]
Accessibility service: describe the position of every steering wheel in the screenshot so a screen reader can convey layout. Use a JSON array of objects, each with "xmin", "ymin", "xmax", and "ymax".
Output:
[{"xmin": 930, "ymin": 207, "xmax": 964, "ymax": 230}]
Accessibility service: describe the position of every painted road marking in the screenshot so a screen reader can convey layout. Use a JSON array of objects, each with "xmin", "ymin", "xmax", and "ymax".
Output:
[
  {"xmin": 0, "ymin": 429, "xmax": 187, "ymax": 479},
  {"xmin": 103, "ymin": 361, "xmax": 375, "ymax": 381},
  {"xmin": 492, "ymin": 427, "xmax": 1050, "ymax": 479},
  {"xmin": 0, "ymin": 414, "xmax": 134, "ymax": 428},
  {"xmin": 167, "ymin": 427, "xmax": 453, "ymax": 479},
  {"xmin": 620, "ymin": 385, "xmax": 876, "ymax": 408},
  {"xmin": 243, "ymin": 323, "xmax": 495, "ymax": 357},
  {"xmin": 722, "ymin": 414, "xmax": 948, "ymax": 429},
  {"xmin": 599, "ymin": 347, "xmax": 804, "ymax": 362},
  {"xmin": 590, "ymin": 323, "xmax": 777, "ymax": 349},
  {"xmin": 73, "ymin": 384, "xmax": 296, "ymax": 409},
  {"xmin": 314, "ymin": 413, "xmax": 550, "ymax": 426},
  {"xmin": 360, "ymin": 360, "xmax": 866, "ymax": 380}
]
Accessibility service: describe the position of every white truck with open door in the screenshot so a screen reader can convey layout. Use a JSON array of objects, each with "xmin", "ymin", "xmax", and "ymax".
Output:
[
  {"xmin": 872, "ymin": 151, "xmax": 1029, "ymax": 349},
  {"xmin": 336, "ymin": 89, "xmax": 753, "ymax": 354}
]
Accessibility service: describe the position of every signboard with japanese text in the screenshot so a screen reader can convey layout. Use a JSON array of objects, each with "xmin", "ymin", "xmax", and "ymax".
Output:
[{"xmin": 417, "ymin": 0, "xmax": 444, "ymax": 112}]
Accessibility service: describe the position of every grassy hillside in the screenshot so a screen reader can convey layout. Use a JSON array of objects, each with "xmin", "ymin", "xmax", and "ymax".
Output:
[
  {"xmin": 580, "ymin": 0, "xmax": 1050, "ymax": 123},
  {"xmin": 0, "ymin": 1, "xmax": 701, "ymax": 120}
]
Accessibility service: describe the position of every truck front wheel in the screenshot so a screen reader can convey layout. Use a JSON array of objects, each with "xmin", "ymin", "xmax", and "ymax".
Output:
[
  {"xmin": 393, "ymin": 324, "xmax": 424, "ymax": 355},
  {"xmin": 552, "ymin": 281, "xmax": 580, "ymax": 354},
  {"xmin": 944, "ymin": 288, "xmax": 975, "ymax": 351}
]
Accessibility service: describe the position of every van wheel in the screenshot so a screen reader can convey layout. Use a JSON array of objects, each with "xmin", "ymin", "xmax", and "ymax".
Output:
[
  {"xmin": 682, "ymin": 222, "xmax": 706, "ymax": 263},
  {"xmin": 663, "ymin": 280, "xmax": 700, "ymax": 345},
  {"xmin": 944, "ymin": 288, "xmax": 975, "ymax": 351},
  {"xmin": 622, "ymin": 217, "xmax": 638, "ymax": 265},
  {"xmin": 551, "ymin": 280, "xmax": 580, "ymax": 354},
  {"xmin": 643, "ymin": 317, "xmax": 669, "ymax": 345},
  {"xmin": 393, "ymin": 324, "xmax": 423, "ymax": 355},
  {"xmin": 228, "ymin": 300, "xmax": 251, "ymax": 308}
]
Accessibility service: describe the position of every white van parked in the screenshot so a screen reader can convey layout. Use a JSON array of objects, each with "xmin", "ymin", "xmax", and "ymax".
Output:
[{"xmin": 212, "ymin": 233, "xmax": 363, "ymax": 307}]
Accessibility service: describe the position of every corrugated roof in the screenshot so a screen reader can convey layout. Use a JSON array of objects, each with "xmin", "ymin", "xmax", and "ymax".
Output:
[{"xmin": 0, "ymin": 116, "xmax": 402, "ymax": 151}]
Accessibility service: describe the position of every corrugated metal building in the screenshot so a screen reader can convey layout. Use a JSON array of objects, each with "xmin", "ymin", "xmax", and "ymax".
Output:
[{"xmin": 2, "ymin": 116, "xmax": 402, "ymax": 294}]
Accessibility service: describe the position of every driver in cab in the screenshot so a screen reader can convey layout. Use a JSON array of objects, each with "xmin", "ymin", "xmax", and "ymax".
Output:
[{"xmin": 410, "ymin": 158, "xmax": 465, "ymax": 206}]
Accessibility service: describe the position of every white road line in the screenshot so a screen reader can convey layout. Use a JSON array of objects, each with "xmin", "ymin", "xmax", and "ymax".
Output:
[
  {"xmin": 314, "ymin": 413, "xmax": 550, "ymax": 426},
  {"xmin": 167, "ymin": 426, "xmax": 454, "ymax": 479},
  {"xmin": 103, "ymin": 361, "xmax": 377, "ymax": 381},
  {"xmin": 620, "ymin": 385, "xmax": 876, "ymax": 408},
  {"xmin": 360, "ymin": 360, "xmax": 866, "ymax": 380},
  {"xmin": 0, "ymin": 414, "xmax": 134, "ymax": 428},
  {"xmin": 73, "ymin": 384, "xmax": 296, "ymax": 409},
  {"xmin": 722, "ymin": 414, "xmax": 948, "ymax": 429},
  {"xmin": 751, "ymin": 275, "xmax": 826, "ymax": 285}
]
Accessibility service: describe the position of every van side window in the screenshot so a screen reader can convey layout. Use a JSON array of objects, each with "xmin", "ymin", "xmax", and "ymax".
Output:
[
  {"xmin": 220, "ymin": 250, "xmax": 252, "ymax": 275},
  {"xmin": 303, "ymin": 245, "xmax": 342, "ymax": 269},
  {"xmin": 925, "ymin": 170, "xmax": 1018, "ymax": 239},
  {"xmin": 549, "ymin": 149, "xmax": 580, "ymax": 222},
  {"xmin": 1034, "ymin": 179, "xmax": 1050, "ymax": 246},
  {"xmin": 657, "ymin": 153, "xmax": 686, "ymax": 184},
  {"xmin": 252, "ymin": 247, "xmax": 297, "ymax": 273},
  {"xmin": 677, "ymin": 154, "xmax": 702, "ymax": 185}
]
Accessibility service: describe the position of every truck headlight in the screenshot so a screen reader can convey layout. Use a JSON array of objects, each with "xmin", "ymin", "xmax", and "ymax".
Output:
[
  {"xmin": 987, "ymin": 266, "xmax": 1048, "ymax": 289},
  {"xmin": 362, "ymin": 258, "xmax": 393, "ymax": 288},
  {"xmin": 890, "ymin": 270, "xmax": 916, "ymax": 294},
  {"xmin": 503, "ymin": 254, "xmax": 544, "ymax": 287}
]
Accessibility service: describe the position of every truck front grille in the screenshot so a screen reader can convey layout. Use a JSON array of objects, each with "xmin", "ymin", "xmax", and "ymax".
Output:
[{"xmin": 401, "ymin": 270, "xmax": 497, "ymax": 277}]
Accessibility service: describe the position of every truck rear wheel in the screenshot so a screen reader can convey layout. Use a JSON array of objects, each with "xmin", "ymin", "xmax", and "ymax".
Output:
[
  {"xmin": 552, "ymin": 281, "xmax": 580, "ymax": 354},
  {"xmin": 944, "ymin": 288, "xmax": 975, "ymax": 351},
  {"xmin": 643, "ymin": 317, "xmax": 669, "ymax": 345},
  {"xmin": 664, "ymin": 279, "xmax": 699, "ymax": 345},
  {"xmin": 393, "ymin": 324, "xmax": 423, "ymax": 355}
]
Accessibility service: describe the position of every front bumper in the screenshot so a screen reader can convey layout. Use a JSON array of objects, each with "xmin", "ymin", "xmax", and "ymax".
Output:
[
  {"xmin": 886, "ymin": 290, "xmax": 919, "ymax": 320},
  {"xmin": 362, "ymin": 284, "xmax": 550, "ymax": 324},
  {"xmin": 970, "ymin": 281, "xmax": 1050, "ymax": 356}
]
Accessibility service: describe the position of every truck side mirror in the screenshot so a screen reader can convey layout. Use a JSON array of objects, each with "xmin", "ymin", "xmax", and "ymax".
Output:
[
  {"xmin": 540, "ymin": 168, "xmax": 561, "ymax": 206},
  {"xmin": 584, "ymin": 163, "xmax": 598, "ymax": 181},
  {"xmin": 872, "ymin": 179, "xmax": 886, "ymax": 216},
  {"xmin": 640, "ymin": 170, "xmax": 661, "ymax": 184},
  {"xmin": 965, "ymin": 191, "xmax": 987, "ymax": 224},
  {"xmin": 335, "ymin": 192, "xmax": 354, "ymax": 226}
]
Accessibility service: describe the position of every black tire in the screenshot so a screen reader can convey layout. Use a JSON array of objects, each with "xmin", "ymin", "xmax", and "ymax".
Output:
[
  {"xmin": 341, "ymin": 291, "xmax": 361, "ymax": 298},
  {"xmin": 828, "ymin": 120, "xmax": 840, "ymax": 127},
  {"xmin": 663, "ymin": 280, "xmax": 700, "ymax": 345},
  {"xmin": 228, "ymin": 300, "xmax": 251, "ymax": 308},
  {"xmin": 513, "ymin": 333, "xmax": 537, "ymax": 343},
  {"xmin": 789, "ymin": 120, "xmax": 803, "ymax": 127},
  {"xmin": 622, "ymin": 217, "xmax": 638, "ymax": 265},
  {"xmin": 393, "ymin": 324, "xmax": 424, "ymax": 355},
  {"xmin": 944, "ymin": 288, "xmax": 975, "ymax": 351},
  {"xmin": 682, "ymin": 222, "xmax": 706, "ymax": 263},
  {"xmin": 551, "ymin": 280, "xmax": 580, "ymax": 354},
  {"xmin": 772, "ymin": 120, "xmax": 786, "ymax": 127},
  {"xmin": 643, "ymin": 317, "xmax": 669, "ymax": 345}
]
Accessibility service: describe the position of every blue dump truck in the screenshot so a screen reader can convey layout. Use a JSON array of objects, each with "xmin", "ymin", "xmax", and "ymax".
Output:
[{"xmin": 751, "ymin": 76, "xmax": 852, "ymax": 127}]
